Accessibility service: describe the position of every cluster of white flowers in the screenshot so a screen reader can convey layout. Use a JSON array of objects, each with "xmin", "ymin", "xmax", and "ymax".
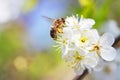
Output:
[{"xmin": 52, "ymin": 15, "xmax": 117, "ymax": 75}]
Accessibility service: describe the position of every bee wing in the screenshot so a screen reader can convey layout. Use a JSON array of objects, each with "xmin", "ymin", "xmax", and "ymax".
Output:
[{"xmin": 42, "ymin": 16, "xmax": 54, "ymax": 22}]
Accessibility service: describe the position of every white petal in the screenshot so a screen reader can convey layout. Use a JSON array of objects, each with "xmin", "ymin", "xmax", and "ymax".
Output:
[
  {"xmin": 82, "ymin": 29, "xmax": 100, "ymax": 44},
  {"xmin": 62, "ymin": 49, "xmax": 74, "ymax": 61},
  {"xmin": 62, "ymin": 27, "xmax": 73, "ymax": 39},
  {"xmin": 90, "ymin": 29, "xmax": 100, "ymax": 40},
  {"xmin": 62, "ymin": 45, "xmax": 69, "ymax": 58},
  {"xmin": 84, "ymin": 18, "xmax": 95, "ymax": 26},
  {"xmin": 100, "ymin": 46, "xmax": 117, "ymax": 61},
  {"xmin": 93, "ymin": 59, "xmax": 104, "ymax": 71},
  {"xmin": 74, "ymin": 63, "xmax": 85, "ymax": 75},
  {"xmin": 100, "ymin": 33, "xmax": 115, "ymax": 46},
  {"xmin": 83, "ymin": 53, "xmax": 99, "ymax": 68},
  {"xmin": 65, "ymin": 16, "xmax": 78, "ymax": 27},
  {"xmin": 77, "ymin": 47, "xmax": 87, "ymax": 56},
  {"xmin": 79, "ymin": 18, "xmax": 95, "ymax": 29},
  {"xmin": 89, "ymin": 29, "xmax": 100, "ymax": 44}
]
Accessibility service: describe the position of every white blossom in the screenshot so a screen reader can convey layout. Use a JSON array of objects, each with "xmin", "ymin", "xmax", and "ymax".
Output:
[
  {"xmin": 63, "ymin": 48, "xmax": 98, "ymax": 75},
  {"xmin": 51, "ymin": 15, "xmax": 117, "ymax": 75},
  {"xmin": 74, "ymin": 29, "xmax": 99, "ymax": 48},
  {"xmin": 89, "ymin": 33, "xmax": 117, "ymax": 61},
  {"xmin": 65, "ymin": 15, "xmax": 95, "ymax": 33}
]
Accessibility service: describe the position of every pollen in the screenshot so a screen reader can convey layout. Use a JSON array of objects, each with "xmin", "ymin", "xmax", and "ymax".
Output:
[
  {"xmin": 74, "ymin": 51, "xmax": 84, "ymax": 63},
  {"xmin": 79, "ymin": 37, "xmax": 88, "ymax": 43},
  {"xmin": 70, "ymin": 51, "xmax": 85, "ymax": 69},
  {"xmin": 57, "ymin": 28, "xmax": 63, "ymax": 33},
  {"xmin": 94, "ymin": 45, "xmax": 100, "ymax": 51},
  {"xmin": 93, "ymin": 45, "xmax": 100, "ymax": 55}
]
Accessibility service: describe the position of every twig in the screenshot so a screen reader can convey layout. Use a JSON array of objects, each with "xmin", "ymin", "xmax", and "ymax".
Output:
[
  {"xmin": 75, "ymin": 69, "xmax": 88, "ymax": 80},
  {"xmin": 113, "ymin": 35, "xmax": 120, "ymax": 47}
]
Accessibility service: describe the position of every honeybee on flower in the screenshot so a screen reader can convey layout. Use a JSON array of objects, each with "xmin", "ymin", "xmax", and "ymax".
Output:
[
  {"xmin": 50, "ymin": 15, "xmax": 117, "ymax": 75},
  {"xmin": 50, "ymin": 18, "xmax": 65, "ymax": 40}
]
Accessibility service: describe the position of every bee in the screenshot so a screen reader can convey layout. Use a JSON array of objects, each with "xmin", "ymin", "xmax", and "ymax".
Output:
[
  {"xmin": 50, "ymin": 18, "xmax": 65, "ymax": 40},
  {"xmin": 43, "ymin": 16, "xmax": 65, "ymax": 40},
  {"xmin": 50, "ymin": 27, "xmax": 57, "ymax": 39}
]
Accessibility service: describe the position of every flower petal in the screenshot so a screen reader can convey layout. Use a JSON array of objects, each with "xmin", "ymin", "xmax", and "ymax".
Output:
[
  {"xmin": 90, "ymin": 29, "xmax": 100, "ymax": 41},
  {"xmin": 100, "ymin": 33, "xmax": 115, "ymax": 46},
  {"xmin": 74, "ymin": 63, "xmax": 84, "ymax": 75},
  {"xmin": 82, "ymin": 29, "xmax": 100, "ymax": 44},
  {"xmin": 93, "ymin": 59, "xmax": 104, "ymax": 71},
  {"xmin": 79, "ymin": 18, "xmax": 95, "ymax": 29},
  {"xmin": 62, "ymin": 49, "xmax": 74, "ymax": 61},
  {"xmin": 65, "ymin": 16, "xmax": 79, "ymax": 27},
  {"xmin": 84, "ymin": 18, "xmax": 95, "ymax": 26},
  {"xmin": 77, "ymin": 47, "xmax": 87, "ymax": 56},
  {"xmin": 62, "ymin": 45, "xmax": 69, "ymax": 58},
  {"xmin": 100, "ymin": 46, "xmax": 117, "ymax": 61},
  {"xmin": 62, "ymin": 28, "xmax": 74, "ymax": 42},
  {"xmin": 83, "ymin": 53, "xmax": 99, "ymax": 68}
]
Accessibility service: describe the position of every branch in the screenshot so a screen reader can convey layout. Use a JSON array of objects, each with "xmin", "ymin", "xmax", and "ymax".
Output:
[
  {"xmin": 75, "ymin": 69, "xmax": 88, "ymax": 80},
  {"xmin": 113, "ymin": 35, "xmax": 120, "ymax": 47}
]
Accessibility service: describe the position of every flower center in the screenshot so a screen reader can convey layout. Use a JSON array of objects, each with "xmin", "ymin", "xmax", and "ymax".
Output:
[
  {"xmin": 68, "ymin": 51, "xmax": 84, "ymax": 69},
  {"xmin": 92, "ymin": 45, "xmax": 101, "ymax": 55},
  {"xmin": 93, "ymin": 45, "xmax": 100, "ymax": 51},
  {"xmin": 79, "ymin": 37, "xmax": 88, "ymax": 43},
  {"xmin": 75, "ymin": 25, "xmax": 80, "ymax": 29},
  {"xmin": 62, "ymin": 39, "xmax": 68, "ymax": 45},
  {"xmin": 74, "ymin": 51, "xmax": 84, "ymax": 63}
]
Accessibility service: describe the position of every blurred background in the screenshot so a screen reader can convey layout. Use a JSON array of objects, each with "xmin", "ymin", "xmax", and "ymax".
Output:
[{"xmin": 0, "ymin": 0, "xmax": 120, "ymax": 80}]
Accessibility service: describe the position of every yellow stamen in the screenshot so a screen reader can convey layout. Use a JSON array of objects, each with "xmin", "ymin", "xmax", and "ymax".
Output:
[
  {"xmin": 67, "ymin": 51, "xmax": 84, "ymax": 69},
  {"xmin": 62, "ymin": 39, "xmax": 67, "ymax": 45},
  {"xmin": 93, "ymin": 45, "xmax": 100, "ymax": 51},
  {"xmin": 92, "ymin": 45, "xmax": 100, "ymax": 55},
  {"xmin": 74, "ymin": 51, "xmax": 84, "ymax": 63},
  {"xmin": 79, "ymin": 37, "xmax": 88, "ymax": 43}
]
